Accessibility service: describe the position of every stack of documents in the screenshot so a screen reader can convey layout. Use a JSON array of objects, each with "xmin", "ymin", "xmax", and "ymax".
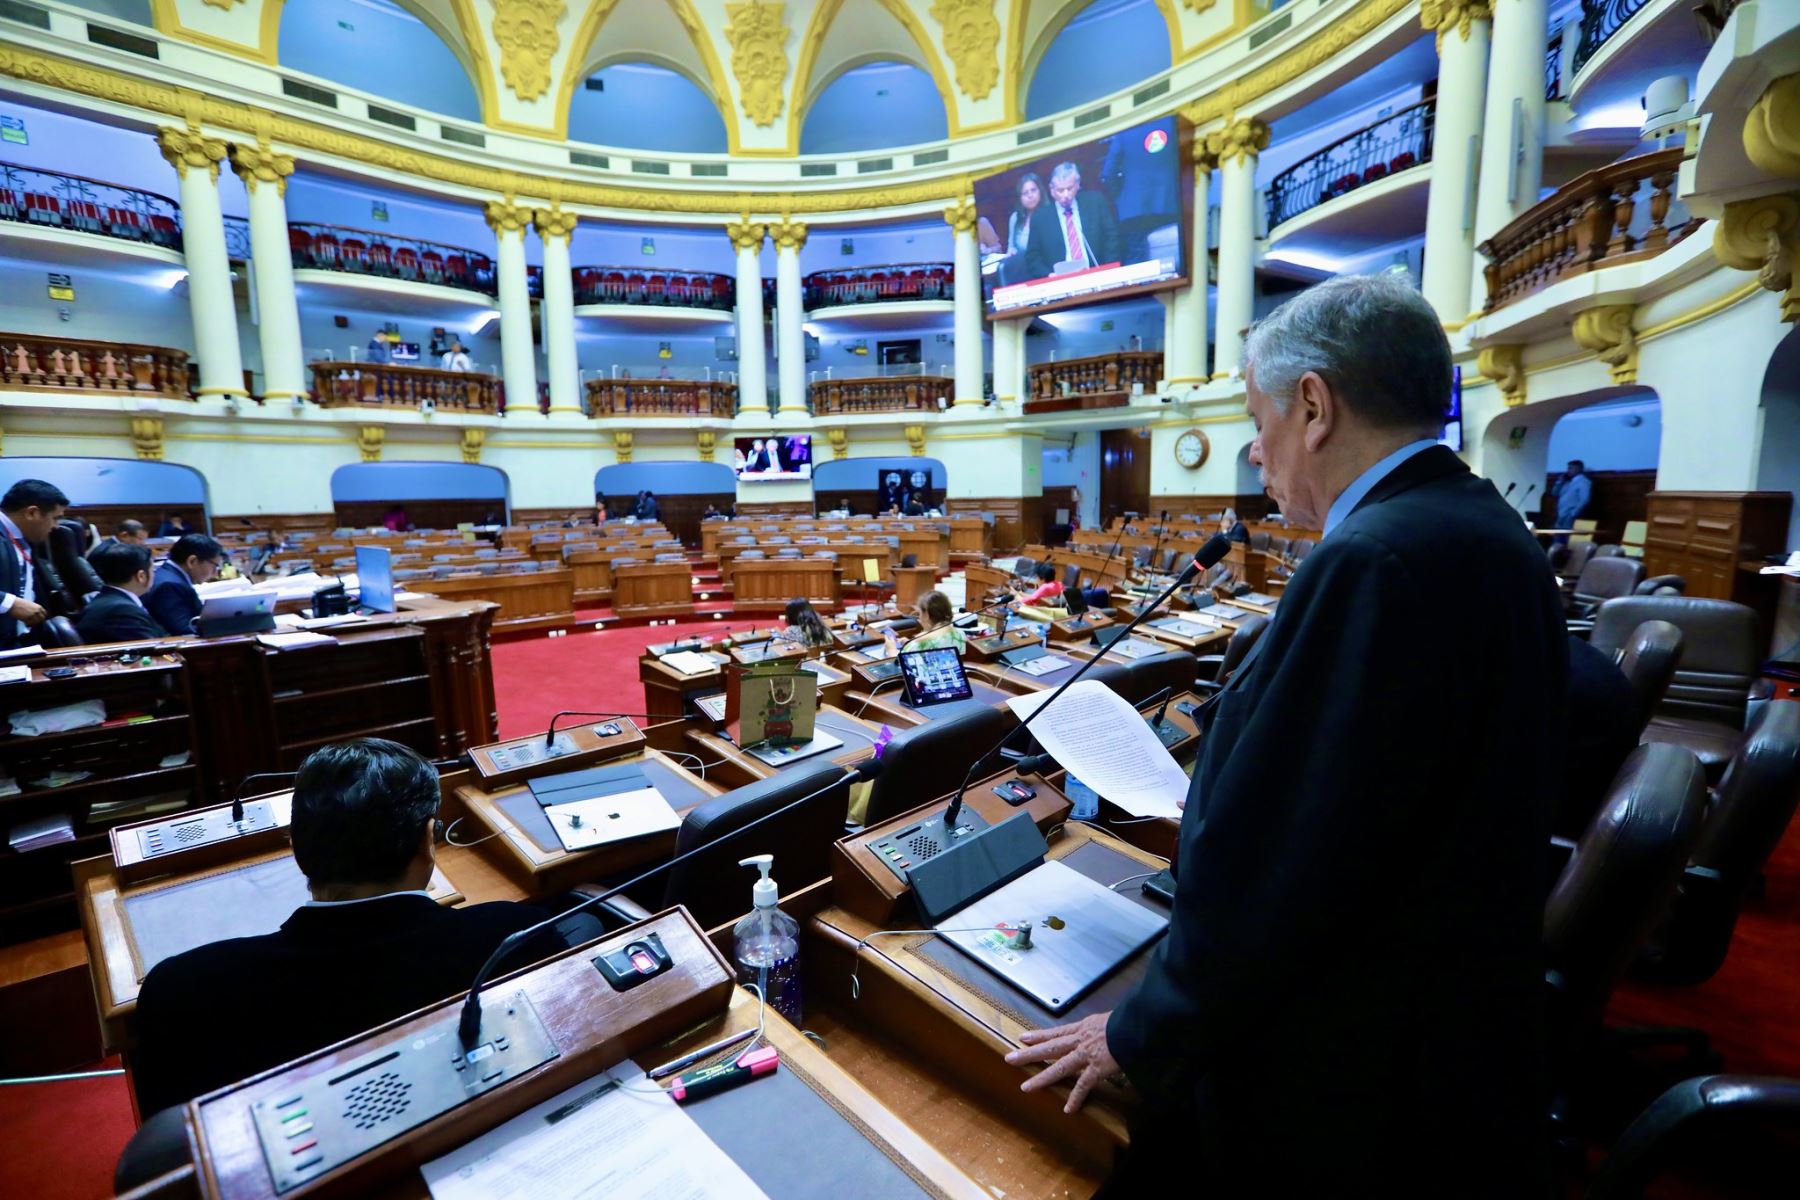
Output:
[
  {"xmin": 8, "ymin": 813, "xmax": 75, "ymax": 853},
  {"xmin": 1006, "ymin": 681, "xmax": 1189, "ymax": 819}
]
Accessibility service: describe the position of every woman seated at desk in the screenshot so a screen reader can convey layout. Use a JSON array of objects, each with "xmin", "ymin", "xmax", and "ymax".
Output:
[
  {"xmin": 776, "ymin": 597, "xmax": 834, "ymax": 649},
  {"xmin": 1010, "ymin": 562, "xmax": 1066, "ymax": 623},
  {"xmin": 907, "ymin": 589, "xmax": 966, "ymax": 654}
]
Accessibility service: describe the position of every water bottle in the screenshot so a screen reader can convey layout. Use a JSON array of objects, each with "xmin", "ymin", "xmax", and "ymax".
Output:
[{"xmin": 732, "ymin": 855, "xmax": 803, "ymax": 1025}]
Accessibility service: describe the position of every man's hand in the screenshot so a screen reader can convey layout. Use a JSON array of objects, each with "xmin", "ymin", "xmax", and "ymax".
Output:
[
  {"xmin": 10, "ymin": 599, "xmax": 48, "ymax": 627},
  {"xmin": 1004, "ymin": 1011, "xmax": 1122, "ymax": 1113}
]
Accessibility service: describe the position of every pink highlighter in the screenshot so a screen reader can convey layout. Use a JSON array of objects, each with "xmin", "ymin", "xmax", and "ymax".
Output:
[{"xmin": 667, "ymin": 1046, "xmax": 780, "ymax": 1104}]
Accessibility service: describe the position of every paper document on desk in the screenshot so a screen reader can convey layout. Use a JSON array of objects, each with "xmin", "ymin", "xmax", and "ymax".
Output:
[
  {"xmin": 423, "ymin": 1059, "xmax": 769, "ymax": 1200},
  {"xmin": 660, "ymin": 650, "xmax": 721, "ymax": 676},
  {"xmin": 545, "ymin": 786, "xmax": 679, "ymax": 852},
  {"xmin": 1006, "ymin": 680, "xmax": 1188, "ymax": 819}
]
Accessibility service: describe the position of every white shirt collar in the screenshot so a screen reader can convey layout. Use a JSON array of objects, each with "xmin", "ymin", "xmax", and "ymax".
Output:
[
  {"xmin": 303, "ymin": 888, "xmax": 434, "ymax": 909},
  {"xmin": 106, "ymin": 585, "xmax": 146, "ymax": 609}
]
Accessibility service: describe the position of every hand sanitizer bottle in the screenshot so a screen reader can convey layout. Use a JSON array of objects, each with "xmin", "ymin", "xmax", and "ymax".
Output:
[{"xmin": 732, "ymin": 855, "xmax": 803, "ymax": 1024}]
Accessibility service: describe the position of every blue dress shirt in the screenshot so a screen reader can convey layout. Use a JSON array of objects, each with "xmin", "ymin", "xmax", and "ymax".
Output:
[{"xmin": 1321, "ymin": 439, "xmax": 1440, "ymax": 541}]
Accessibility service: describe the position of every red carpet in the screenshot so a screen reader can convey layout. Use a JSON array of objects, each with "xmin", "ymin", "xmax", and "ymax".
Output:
[{"xmin": 0, "ymin": 1059, "xmax": 134, "ymax": 1200}]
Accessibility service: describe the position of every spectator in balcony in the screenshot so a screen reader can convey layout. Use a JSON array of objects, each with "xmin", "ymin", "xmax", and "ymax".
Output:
[
  {"xmin": 657, "ymin": 363, "xmax": 673, "ymax": 380},
  {"xmin": 1020, "ymin": 162, "xmax": 1121, "ymax": 281},
  {"xmin": 1551, "ymin": 459, "xmax": 1592, "ymax": 533},
  {"xmin": 440, "ymin": 340, "xmax": 472, "ymax": 372}
]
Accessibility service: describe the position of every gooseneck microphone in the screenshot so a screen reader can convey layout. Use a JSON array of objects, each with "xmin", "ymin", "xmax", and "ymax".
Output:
[
  {"xmin": 940, "ymin": 533, "xmax": 1234, "ymax": 831},
  {"xmin": 1517, "ymin": 483, "xmax": 1538, "ymax": 514},
  {"xmin": 1144, "ymin": 509, "xmax": 1170, "ymax": 579},
  {"xmin": 1501, "ymin": 482, "xmax": 1516, "ymax": 499},
  {"xmin": 542, "ymin": 710, "xmax": 662, "ymax": 747},
  {"xmin": 230, "ymin": 772, "xmax": 299, "ymax": 825},
  {"xmin": 457, "ymin": 757, "xmax": 886, "ymax": 1049}
]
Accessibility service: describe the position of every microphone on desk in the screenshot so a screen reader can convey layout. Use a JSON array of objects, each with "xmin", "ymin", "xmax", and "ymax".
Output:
[
  {"xmin": 457, "ymin": 756, "xmax": 887, "ymax": 1050},
  {"xmin": 542, "ymin": 710, "xmax": 656, "ymax": 748},
  {"xmin": 230, "ymin": 771, "xmax": 298, "ymax": 825},
  {"xmin": 940, "ymin": 533, "xmax": 1234, "ymax": 832}
]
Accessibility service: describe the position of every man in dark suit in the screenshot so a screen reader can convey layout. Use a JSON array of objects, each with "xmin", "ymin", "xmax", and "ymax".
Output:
[
  {"xmin": 131, "ymin": 739, "xmax": 561, "ymax": 1115},
  {"xmin": 1008, "ymin": 276, "xmax": 1565, "ymax": 1194},
  {"xmin": 1019, "ymin": 161, "xmax": 1122, "ymax": 281},
  {"xmin": 76, "ymin": 541, "xmax": 163, "ymax": 645},
  {"xmin": 0, "ymin": 478, "xmax": 69, "ymax": 650},
  {"xmin": 143, "ymin": 532, "xmax": 223, "ymax": 636}
]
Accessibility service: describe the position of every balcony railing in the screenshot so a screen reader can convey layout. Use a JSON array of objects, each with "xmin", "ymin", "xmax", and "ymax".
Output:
[
  {"xmin": 309, "ymin": 361, "xmax": 499, "ymax": 412},
  {"xmin": 2, "ymin": 332, "xmax": 189, "ymax": 398},
  {"xmin": 1546, "ymin": 31, "xmax": 1565, "ymax": 100},
  {"xmin": 1266, "ymin": 101, "xmax": 1436, "ymax": 229},
  {"xmin": 584, "ymin": 378, "xmax": 737, "ymax": 417},
  {"xmin": 289, "ymin": 222, "xmax": 497, "ymax": 295},
  {"xmin": 572, "ymin": 265, "xmax": 735, "ymax": 311},
  {"xmin": 1571, "ymin": 0, "xmax": 1650, "ymax": 77},
  {"xmin": 803, "ymin": 263, "xmax": 953, "ymax": 309},
  {"xmin": 1478, "ymin": 147, "xmax": 1698, "ymax": 312},
  {"xmin": 0, "ymin": 163, "xmax": 182, "ymax": 251},
  {"xmin": 527, "ymin": 264, "xmax": 543, "ymax": 300},
  {"xmin": 810, "ymin": 375, "xmax": 950, "ymax": 415},
  {"xmin": 223, "ymin": 215, "xmax": 250, "ymax": 260}
]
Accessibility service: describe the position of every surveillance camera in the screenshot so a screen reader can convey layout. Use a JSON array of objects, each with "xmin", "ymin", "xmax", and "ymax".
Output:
[
  {"xmin": 420, "ymin": 398, "xmax": 436, "ymax": 417},
  {"xmin": 1641, "ymin": 75, "xmax": 1693, "ymax": 141},
  {"xmin": 1160, "ymin": 392, "xmax": 1173, "ymax": 404}
]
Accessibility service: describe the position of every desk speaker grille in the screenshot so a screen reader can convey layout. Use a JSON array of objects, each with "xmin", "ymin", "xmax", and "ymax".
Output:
[{"xmin": 341, "ymin": 1072, "xmax": 412, "ymax": 1130}]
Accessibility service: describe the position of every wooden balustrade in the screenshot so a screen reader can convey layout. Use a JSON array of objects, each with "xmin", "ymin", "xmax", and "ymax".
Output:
[
  {"xmin": 308, "ymin": 362, "xmax": 499, "ymax": 413},
  {"xmin": 1478, "ymin": 148, "xmax": 1699, "ymax": 313},
  {"xmin": 810, "ymin": 374, "xmax": 950, "ymax": 415},
  {"xmin": 1026, "ymin": 350, "xmax": 1162, "ymax": 414},
  {"xmin": 0, "ymin": 332, "xmax": 189, "ymax": 398},
  {"xmin": 584, "ymin": 379, "xmax": 737, "ymax": 417}
]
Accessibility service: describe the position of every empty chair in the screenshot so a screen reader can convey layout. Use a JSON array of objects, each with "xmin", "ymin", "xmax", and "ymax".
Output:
[
  {"xmin": 1194, "ymin": 615, "xmax": 1270, "ymax": 693},
  {"xmin": 1289, "ymin": 538, "xmax": 1315, "ymax": 562},
  {"xmin": 773, "ymin": 548, "xmax": 801, "ymax": 559},
  {"xmin": 1634, "ymin": 701, "xmax": 1800, "ymax": 985},
  {"xmin": 1559, "ymin": 540, "xmax": 1598, "ymax": 581},
  {"xmin": 1585, "ymin": 1074, "xmax": 1800, "ymax": 1200},
  {"xmin": 1157, "ymin": 547, "xmax": 1181, "ymax": 573},
  {"xmin": 1249, "ymin": 531, "xmax": 1271, "ymax": 551},
  {"xmin": 1595, "ymin": 543, "xmax": 1626, "ymax": 558},
  {"xmin": 1613, "ymin": 620, "xmax": 1685, "ymax": 740},
  {"xmin": 1592, "ymin": 597, "xmax": 1764, "ymax": 777},
  {"xmin": 655, "ymin": 761, "xmax": 854, "ymax": 930},
  {"xmin": 1569, "ymin": 557, "xmax": 1646, "ymax": 617},
  {"xmin": 1633, "ymin": 574, "xmax": 1686, "ymax": 596},
  {"xmin": 1120, "ymin": 651, "xmax": 1198, "ymax": 708},
  {"xmin": 860, "ymin": 700, "xmax": 1015, "ymax": 826},
  {"xmin": 1063, "ymin": 563, "xmax": 1082, "ymax": 591}
]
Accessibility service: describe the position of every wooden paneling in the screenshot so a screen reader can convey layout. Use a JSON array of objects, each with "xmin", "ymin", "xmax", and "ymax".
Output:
[
  {"xmin": 613, "ymin": 560, "xmax": 696, "ymax": 620},
  {"xmin": 510, "ymin": 505, "xmax": 592, "ymax": 526},
  {"xmin": 1099, "ymin": 428, "xmax": 1151, "ymax": 528},
  {"xmin": 949, "ymin": 497, "xmax": 1032, "ymax": 552},
  {"xmin": 736, "ymin": 499, "xmax": 814, "ymax": 519},
  {"xmin": 333, "ymin": 499, "xmax": 503, "ymax": 530},
  {"xmin": 1644, "ymin": 492, "xmax": 1791, "ymax": 613},
  {"xmin": 212, "ymin": 512, "xmax": 336, "ymax": 539},
  {"xmin": 594, "ymin": 492, "xmax": 735, "ymax": 548},
  {"xmin": 729, "ymin": 557, "xmax": 841, "ymax": 613},
  {"xmin": 413, "ymin": 568, "xmax": 575, "ymax": 632},
  {"xmin": 1536, "ymin": 469, "xmax": 1656, "ymax": 538},
  {"xmin": 66, "ymin": 502, "xmax": 207, "ymax": 538}
]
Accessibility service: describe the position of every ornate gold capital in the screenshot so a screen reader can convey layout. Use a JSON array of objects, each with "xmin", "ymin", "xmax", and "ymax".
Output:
[
  {"xmin": 929, "ymin": 0, "xmax": 1000, "ymax": 102},
  {"xmin": 1204, "ymin": 117, "xmax": 1270, "ymax": 168},
  {"xmin": 484, "ymin": 200, "xmax": 532, "ymax": 236},
  {"xmin": 769, "ymin": 215, "xmax": 808, "ymax": 252},
  {"xmin": 202, "ymin": 0, "xmax": 246, "ymax": 8},
  {"xmin": 358, "ymin": 425, "xmax": 385, "ymax": 462},
  {"xmin": 228, "ymin": 139, "xmax": 295, "ymax": 196},
  {"xmin": 492, "ymin": 0, "xmax": 566, "ymax": 103},
  {"xmin": 1570, "ymin": 305, "xmax": 1638, "ymax": 384},
  {"xmin": 1180, "ymin": 0, "xmax": 1218, "ymax": 10},
  {"xmin": 904, "ymin": 424, "xmax": 926, "ymax": 457},
  {"xmin": 1714, "ymin": 192, "xmax": 1800, "ymax": 323},
  {"xmin": 726, "ymin": 218, "xmax": 766, "ymax": 252},
  {"xmin": 1475, "ymin": 344, "xmax": 1526, "ymax": 407},
  {"xmin": 1191, "ymin": 137, "xmax": 1219, "ymax": 173},
  {"xmin": 460, "ymin": 428, "xmax": 485, "ymax": 464},
  {"xmin": 612, "ymin": 430, "xmax": 634, "ymax": 463},
  {"xmin": 156, "ymin": 125, "xmax": 227, "ymax": 183},
  {"xmin": 1420, "ymin": 0, "xmax": 1493, "ymax": 49},
  {"xmin": 826, "ymin": 427, "xmax": 849, "ymax": 459},
  {"xmin": 1744, "ymin": 75, "xmax": 1800, "ymax": 180},
  {"xmin": 695, "ymin": 430, "xmax": 717, "ymax": 462},
  {"xmin": 533, "ymin": 205, "xmax": 578, "ymax": 241},
  {"xmin": 942, "ymin": 195, "xmax": 978, "ymax": 234},
  {"xmin": 726, "ymin": 1, "xmax": 790, "ymax": 128},
  {"xmin": 130, "ymin": 416, "xmax": 163, "ymax": 461}
]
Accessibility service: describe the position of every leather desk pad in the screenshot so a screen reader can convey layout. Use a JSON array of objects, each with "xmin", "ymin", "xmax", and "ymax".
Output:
[{"xmin": 496, "ymin": 758, "xmax": 715, "ymax": 855}]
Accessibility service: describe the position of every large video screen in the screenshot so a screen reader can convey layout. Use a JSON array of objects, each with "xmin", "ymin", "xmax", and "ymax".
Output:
[
  {"xmin": 734, "ymin": 435, "xmax": 813, "ymax": 482},
  {"xmin": 974, "ymin": 115, "xmax": 1192, "ymax": 318}
]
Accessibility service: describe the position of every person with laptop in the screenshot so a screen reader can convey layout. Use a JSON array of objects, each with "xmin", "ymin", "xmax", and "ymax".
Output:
[
  {"xmin": 76, "ymin": 542, "xmax": 163, "ymax": 644},
  {"xmin": 144, "ymin": 532, "xmax": 223, "ymax": 636}
]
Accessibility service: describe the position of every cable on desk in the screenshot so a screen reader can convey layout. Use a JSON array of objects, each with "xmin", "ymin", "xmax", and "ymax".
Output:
[
  {"xmin": 1108, "ymin": 871, "xmax": 1163, "ymax": 892},
  {"xmin": 442, "ymin": 816, "xmax": 502, "ymax": 848},
  {"xmin": 852, "ymin": 676, "xmax": 903, "ymax": 718}
]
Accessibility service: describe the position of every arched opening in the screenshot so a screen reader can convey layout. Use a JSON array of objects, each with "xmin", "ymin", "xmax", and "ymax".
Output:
[
  {"xmin": 812, "ymin": 457, "xmax": 947, "ymax": 515},
  {"xmin": 1480, "ymin": 388, "xmax": 1662, "ymax": 537},
  {"xmin": 1757, "ymin": 327, "xmax": 1800, "ymax": 552},
  {"xmin": 328, "ymin": 462, "xmax": 509, "ymax": 529},
  {"xmin": 0, "ymin": 457, "xmax": 210, "ymax": 533},
  {"xmin": 1023, "ymin": 0, "xmax": 1172, "ymax": 122},
  {"xmin": 277, "ymin": 0, "xmax": 482, "ymax": 122},
  {"xmin": 800, "ymin": 61, "xmax": 948, "ymax": 155},
  {"xmin": 569, "ymin": 61, "xmax": 729, "ymax": 154},
  {"xmin": 595, "ymin": 462, "xmax": 736, "ymax": 546}
]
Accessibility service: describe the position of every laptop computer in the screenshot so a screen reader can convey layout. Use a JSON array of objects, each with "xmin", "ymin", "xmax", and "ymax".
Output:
[
  {"xmin": 897, "ymin": 646, "xmax": 974, "ymax": 708},
  {"xmin": 196, "ymin": 592, "xmax": 276, "ymax": 638}
]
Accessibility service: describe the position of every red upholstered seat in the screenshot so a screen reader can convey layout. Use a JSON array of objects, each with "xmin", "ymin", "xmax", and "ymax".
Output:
[
  {"xmin": 1389, "ymin": 151, "xmax": 1417, "ymax": 172},
  {"xmin": 311, "ymin": 232, "xmax": 340, "ymax": 265},
  {"xmin": 626, "ymin": 273, "xmax": 648, "ymax": 304},
  {"xmin": 340, "ymin": 237, "xmax": 368, "ymax": 269},
  {"xmin": 421, "ymin": 249, "xmax": 445, "ymax": 283},
  {"xmin": 392, "ymin": 246, "xmax": 420, "ymax": 278}
]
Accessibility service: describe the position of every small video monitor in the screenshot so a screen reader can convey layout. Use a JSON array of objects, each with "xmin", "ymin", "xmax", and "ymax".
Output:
[
  {"xmin": 354, "ymin": 544, "xmax": 396, "ymax": 614},
  {"xmin": 897, "ymin": 646, "xmax": 973, "ymax": 708}
]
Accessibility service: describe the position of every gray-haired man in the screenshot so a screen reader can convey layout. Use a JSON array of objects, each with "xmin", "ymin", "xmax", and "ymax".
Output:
[{"xmin": 1020, "ymin": 160, "xmax": 1122, "ymax": 279}]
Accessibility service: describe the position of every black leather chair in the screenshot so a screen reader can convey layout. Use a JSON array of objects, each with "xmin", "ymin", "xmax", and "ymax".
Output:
[
  {"xmin": 1193, "ymin": 614, "xmax": 1269, "ymax": 694},
  {"xmin": 1595, "ymin": 543, "xmax": 1625, "ymax": 558},
  {"xmin": 1120, "ymin": 650, "xmax": 1198, "ymax": 708},
  {"xmin": 1612, "ymin": 620, "xmax": 1684, "ymax": 740},
  {"xmin": 1634, "ymin": 700, "xmax": 1800, "ymax": 986},
  {"xmin": 1591, "ymin": 597, "xmax": 1764, "ymax": 778},
  {"xmin": 655, "ymin": 760, "xmax": 853, "ymax": 930},
  {"xmin": 1587, "ymin": 1075, "xmax": 1800, "ymax": 1199},
  {"xmin": 37, "ymin": 615, "xmax": 82, "ymax": 648},
  {"xmin": 1633, "ymin": 574, "xmax": 1686, "ymax": 596},
  {"xmin": 1559, "ymin": 540, "xmax": 1599, "ymax": 582},
  {"xmin": 861, "ymin": 699, "xmax": 1015, "ymax": 826},
  {"xmin": 50, "ymin": 519, "xmax": 101, "ymax": 597},
  {"xmin": 1570, "ymin": 557, "xmax": 1646, "ymax": 619}
]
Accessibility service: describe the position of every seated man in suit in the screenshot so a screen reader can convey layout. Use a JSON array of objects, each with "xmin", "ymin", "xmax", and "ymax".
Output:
[
  {"xmin": 0, "ymin": 478, "xmax": 68, "ymax": 651},
  {"xmin": 131, "ymin": 738, "xmax": 555, "ymax": 1115},
  {"xmin": 143, "ymin": 532, "xmax": 223, "ymax": 636},
  {"xmin": 75, "ymin": 541, "xmax": 163, "ymax": 644},
  {"xmin": 115, "ymin": 520, "xmax": 147, "ymax": 546},
  {"xmin": 1019, "ymin": 161, "xmax": 1122, "ymax": 281}
]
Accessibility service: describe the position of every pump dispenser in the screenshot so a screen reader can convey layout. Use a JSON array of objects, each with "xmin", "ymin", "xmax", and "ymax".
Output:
[{"xmin": 732, "ymin": 855, "xmax": 803, "ymax": 1023}]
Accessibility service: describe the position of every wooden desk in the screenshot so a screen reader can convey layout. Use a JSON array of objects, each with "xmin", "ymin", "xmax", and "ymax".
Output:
[
  {"xmin": 412, "ymin": 568, "xmax": 574, "ymax": 633},
  {"xmin": 561, "ymin": 547, "xmax": 614, "ymax": 606},
  {"xmin": 730, "ymin": 556, "xmax": 841, "ymax": 614},
  {"xmin": 684, "ymin": 705, "xmax": 883, "ymax": 791},
  {"xmin": 846, "ymin": 674, "xmax": 1021, "ymax": 729},
  {"xmin": 947, "ymin": 516, "xmax": 992, "ymax": 560},
  {"xmin": 892, "ymin": 564, "xmax": 939, "ymax": 609},
  {"xmin": 639, "ymin": 648, "xmax": 733, "ymax": 720},
  {"xmin": 614, "ymin": 560, "xmax": 696, "ymax": 620}
]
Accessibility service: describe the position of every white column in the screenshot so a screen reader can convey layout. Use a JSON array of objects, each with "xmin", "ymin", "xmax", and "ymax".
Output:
[
  {"xmin": 946, "ymin": 197, "xmax": 985, "ymax": 404},
  {"xmin": 991, "ymin": 316, "xmax": 1023, "ymax": 405},
  {"xmin": 1164, "ymin": 146, "xmax": 1216, "ymax": 389},
  {"xmin": 484, "ymin": 201, "xmax": 538, "ymax": 415},
  {"xmin": 157, "ymin": 127, "xmax": 246, "ymax": 398},
  {"xmin": 1420, "ymin": 4, "xmax": 1493, "ymax": 323},
  {"xmin": 1206, "ymin": 117, "xmax": 1268, "ymax": 379},
  {"xmin": 727, "ymin": 220, "xmax": 767, "ymax": 415},
  {"xmin": 771, "ymin": 216, "xmax": 808, "ymax": 414},
  {"xmin": 1471, "ymin": 0, "xmax": 1547, "ymax": 315},
  {"xmin": 534, "ymin": 206, "xmax": 580, "ymax": 414},
  {"xmin": 228, "ymin": 140, "xmax": 305, "ymax": 403}
]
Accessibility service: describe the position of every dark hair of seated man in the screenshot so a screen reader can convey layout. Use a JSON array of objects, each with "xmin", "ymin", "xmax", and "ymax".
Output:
[{"xmin": 129, "ymin": 738, "xmax": 572, "ymax": 1117}]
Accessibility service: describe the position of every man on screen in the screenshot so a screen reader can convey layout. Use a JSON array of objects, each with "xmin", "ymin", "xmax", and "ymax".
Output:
[{"xmin": 1020, "ymin": 162, "xmax": 1122, "ymax": 281}]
